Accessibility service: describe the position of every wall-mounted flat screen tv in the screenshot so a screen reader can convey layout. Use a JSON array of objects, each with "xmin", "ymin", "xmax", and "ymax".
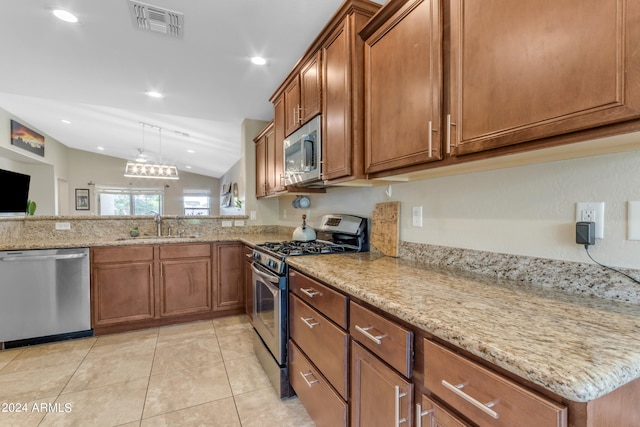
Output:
[{"xmin": 0, "ymin": 168, "xmax": 31, "ymax": 215}]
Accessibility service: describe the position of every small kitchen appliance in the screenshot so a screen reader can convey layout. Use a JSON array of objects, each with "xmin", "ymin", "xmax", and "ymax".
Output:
[
  {"xmin": 283, "ymin": 115, "xmax": 322, "ymax": 187},
  {"xmin": 250, "ymin": 214, "xmax": 368, "ymax": 398}
]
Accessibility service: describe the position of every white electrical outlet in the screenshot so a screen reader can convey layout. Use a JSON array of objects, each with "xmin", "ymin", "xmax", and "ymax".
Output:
[
  {"xmin": 412, "ymin": 206, "xmax": 423, "ymax": 227},
  {"xmin": 250, "ymin": 210, "xmax": 257, "ymax": 221},
  {"xmin": 628, "ymin": 201, "xmax": 640, "ymax": 240},
  {"xmin": 234, "ymin": 220, "xmax": 245, "ymax": 227},
  {"xmin": 576, "ymin": 202, "xmax": 605, "ymax": 239},
  {"xmin": 55, "ymin": 222, "xmax": 71, "ymax": 230},
  {"xmin": 221, "ymin": 220, "xmax": 233, "ymax": 227}
]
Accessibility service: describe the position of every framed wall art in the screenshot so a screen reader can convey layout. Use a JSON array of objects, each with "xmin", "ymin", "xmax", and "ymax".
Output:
[
  {"xmin": 10, "ymin": 120, "xmax": 45, "ymax": 157},
  {"xmin": 75, "ymin": 189, "xmax": 90, "ymax": 210}
]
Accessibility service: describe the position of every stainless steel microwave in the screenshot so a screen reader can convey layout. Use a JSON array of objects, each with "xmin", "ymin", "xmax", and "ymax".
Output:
[{"xmin": 284, "ymin": 115, "xmax": 321, "ymax": 186}]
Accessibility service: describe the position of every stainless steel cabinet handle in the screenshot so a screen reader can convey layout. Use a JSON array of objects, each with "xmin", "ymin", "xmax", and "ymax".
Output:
[
  {"xmin": 300, "ymin": 287, "xmax": 321, "ymax": 298},
  {"xmin": 446, "ymin": 114, "xmax": 456, "ymax": 154},
  {"xmin": 394, "ymin": 386, "xmax": 407, "ymax": 426},
  {"xmin": 354, "ymin": 325, "xmax": 385, "ymax": 345},
  {"xmin": 0, "ymin": 253, "xmax": 87, "ymax": 262},
  {"xmin": 300, "ymin": 371, "xmax": 319, "ymax": 387},
  {"xmin": 441, "ymin": 380, "xmax": 499, "ymax": 419},
  {"xmin": 301, "ymin": 316, "xmax": 319, "ymax": 328},
  {"xmin": 415, "ymin": 403, "xmax": 434, "ymax": 427}
]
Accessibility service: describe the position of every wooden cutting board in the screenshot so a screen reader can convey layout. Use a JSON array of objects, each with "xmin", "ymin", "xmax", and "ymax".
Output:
[{"xmin": 371, "ymin": 201, "xmax": 400, "ymax": 257}]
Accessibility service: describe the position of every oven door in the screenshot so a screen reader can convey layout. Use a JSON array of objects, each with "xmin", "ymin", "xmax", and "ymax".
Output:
[{"xmin": 252, "ymin": 262, "xmax": 286, "ymax": 365}]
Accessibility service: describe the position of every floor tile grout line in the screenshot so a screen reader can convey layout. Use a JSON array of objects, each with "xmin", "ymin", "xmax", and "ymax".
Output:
[{"xmin": 138, "ymin": 328, "xmax": 160, "ymax": 425}]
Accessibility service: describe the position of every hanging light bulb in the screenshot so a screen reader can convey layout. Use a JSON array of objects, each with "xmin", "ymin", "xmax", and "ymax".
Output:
[{"xmin": 124, "ymin": 122, "xmax": 180, "ymax": 179}]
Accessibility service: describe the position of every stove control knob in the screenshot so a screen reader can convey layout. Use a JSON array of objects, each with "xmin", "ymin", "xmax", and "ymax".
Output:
[
  {"xmin": 267, "ymin": 259, "xmax": 276, "ymax": 269},
  {"xmin": 253, "ymin": 252, "xmax": 260, "ymax": 261}
]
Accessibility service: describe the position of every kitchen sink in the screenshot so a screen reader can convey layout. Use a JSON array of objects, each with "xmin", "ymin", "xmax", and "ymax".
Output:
[{"xmin": 115, "ymin": 235, "xmax": 198, "ymax": 241}]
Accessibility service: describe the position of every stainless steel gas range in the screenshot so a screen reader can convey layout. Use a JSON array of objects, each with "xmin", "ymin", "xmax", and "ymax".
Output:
[{"xmin": 250, "ymin": 214, "xmax": 369, "ymax": 398}]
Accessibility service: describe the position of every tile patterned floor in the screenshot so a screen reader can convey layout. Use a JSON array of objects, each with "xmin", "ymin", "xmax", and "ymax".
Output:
[{"xmin": 0, "ymin": 316, "xmax": 315, "ymax": 427}]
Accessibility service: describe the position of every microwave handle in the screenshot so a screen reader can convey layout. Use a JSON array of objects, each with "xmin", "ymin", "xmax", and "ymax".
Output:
[{"xmin": 303, "ymin": 137, "xmax": 315, "ymax": 169}]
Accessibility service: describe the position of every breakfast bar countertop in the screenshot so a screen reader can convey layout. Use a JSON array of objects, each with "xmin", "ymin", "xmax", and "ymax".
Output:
[{"xmin": 285, "ymin": 252, "xmax": 640, "ymax": 403}]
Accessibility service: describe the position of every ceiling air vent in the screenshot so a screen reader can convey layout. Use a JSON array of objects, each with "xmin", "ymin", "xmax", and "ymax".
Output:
[{"xmin": 128, "ymin": 0, "xmax": 184, "ymax": 38}]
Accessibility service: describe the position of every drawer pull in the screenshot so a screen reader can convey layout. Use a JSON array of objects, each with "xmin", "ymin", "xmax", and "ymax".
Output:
[
  {"xmin": 355, "ymin": 325, "xmax": 386, "ymax": 345},
  {"xmin": 394, "ymin": 386, "xmax": 408, "ymax": 426},
  {"xmin": 300, "ymin": 371, "xmax": 319, "ymax": 387},
  {"xmin": 300, "ymin": 287, "xmax": 321, "ymax": 298},
  {"xmin": 301, "ymin": 316, "xmax": 319, "ymax": 328},
  {"xmin": 441, "ymin": 380, "xmax": 499, "ymax": 419},
  {"xmin": 415, "ymin": 403, "xmax": 434, "ymax": 427}
]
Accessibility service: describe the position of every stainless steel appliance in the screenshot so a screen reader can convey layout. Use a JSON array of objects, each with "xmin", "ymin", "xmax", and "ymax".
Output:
[
  {"xmin": 251, "ymin": 214, "xmax": 369, "ymax": 398},
  {"xmin": 284, "ymin": 114, "xmax": 322, "ymax": 186},
  {"xmin": 0, "ymin": 247, "xmax": 92, "ymax": 348}
]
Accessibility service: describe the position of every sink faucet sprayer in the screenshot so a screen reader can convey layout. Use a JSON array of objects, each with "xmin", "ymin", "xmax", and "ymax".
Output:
[{"xmin": 152, "ymin": 212, "xmax": 162, "ymax": 237}]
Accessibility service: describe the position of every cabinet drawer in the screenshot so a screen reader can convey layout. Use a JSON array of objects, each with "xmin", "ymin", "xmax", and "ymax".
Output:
[
  {"xmin": 289, "ymin": 340, "xmax": 348, "ymax": 427},
  {"xmin": 290, "ymin": 269, "xmax": 348, "ymax": 328},
  {"xmin": 290, "ymin": 294, "xmax": 349, "ymax": 399},
  {"xmin": 349, "ymin": 301, "xmax": 412, "ymax": 377},
  {"xmin": 424, "ymin": 339, "xmax": 567, "ymax": 427},
  {"xmin": 92, "ymin": 245, "xmax": 154, "ymax": 264},
  {"xmin": 417, "ymin": 394, "xmax": 471, "ymax": 427},
  {"xmin": 159, "ymin": 243, "xmax": 211, "ymax": 259}
]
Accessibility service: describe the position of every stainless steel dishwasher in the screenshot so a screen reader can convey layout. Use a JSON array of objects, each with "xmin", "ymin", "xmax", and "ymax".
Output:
[{"xmin": 0, "ymin": 247, "xmax": 91, "ymax": 347}]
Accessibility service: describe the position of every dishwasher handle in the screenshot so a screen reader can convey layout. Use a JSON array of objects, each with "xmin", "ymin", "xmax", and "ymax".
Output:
[{"xmin": 0, "ymin": 253, "xmax": 88, "ymax": 262}]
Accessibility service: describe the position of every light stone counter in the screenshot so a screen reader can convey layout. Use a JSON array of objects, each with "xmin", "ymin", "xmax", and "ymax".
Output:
[{"xmin": 285, "ymin": 252, "xmax": 640, "ymax": 403}]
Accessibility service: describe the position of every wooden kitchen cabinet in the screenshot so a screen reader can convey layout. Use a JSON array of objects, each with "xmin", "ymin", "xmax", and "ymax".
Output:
[
  {"xmin": 321, "ymin": 2, "xmax": 378, "ymax": 184},
  {"xmin": 447, "ymin": 0, "xmax": 640, "ymax": 156},
  {"xmin": 243, "ymin": 245, "xmax": 253, "ymax": 321},
  {"xmin": 213, "ymin": 242, "xmax": 244, "ymax": 311},
  {"xmin": 158, "ymin": 243, "xmax": 211, "ymax": 317},
  {"xmin": 417, "ymin": 394, "xmax": 471, "ymax": 427},
  {"xmin": 273, "ymin": 95, "xmax": 286, "ymax": 193},
  {"xmin": 361, "ymin": 0, "xmax": 443, "ymax": 175},
  {"xmin": 254, "ymin": 121, "xmax": 277, "ymax": 198},
  {"xmin": 91, "ymin": 245, "xmax": 155, "ymax": 327},
  {"xmin": 351, "ymin": 340, "xmax": 413, "ymax": 427},
  {"xmin": 300, "ymin": 52, "xmax": 322, "ymax": 125},
  {"xmin": 284, "ymin": 76, "xmax": 301, "ymax": 137}
]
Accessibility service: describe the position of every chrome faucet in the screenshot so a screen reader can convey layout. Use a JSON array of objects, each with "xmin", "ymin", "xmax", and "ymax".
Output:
[{"xmin": 153, "ymin": 212, "xmax": 162, "ymax": 237}]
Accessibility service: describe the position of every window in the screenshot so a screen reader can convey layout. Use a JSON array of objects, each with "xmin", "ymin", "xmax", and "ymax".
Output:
[
  {"xmin": 97, "ymin": 187, "xmax": 163, "ymax": 216},
  {"xmin": 183, "ymin": 189, "xmax": 210, "ymax": 216}
]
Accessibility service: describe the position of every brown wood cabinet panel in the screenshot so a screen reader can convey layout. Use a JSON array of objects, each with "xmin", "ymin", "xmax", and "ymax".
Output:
[
  {"xmin": 254, "ymin": 132, "xmax": 267, "ymax": 198},
  {"xmin": 273, "ymin": 95, "xmax": 286, "ymax": 193},
  {"xmin": 243, "ymin": 246, "xmax": 253, "ymax": 321},
  {"xmin": 284, "ymin": 76, "xmax": 301, "ymax": 137},
  {"xmin": 350, "ymin": 301, "xmax": 413, "ymax": 377},
  {"xmin": 91, "ymin": 261, "xmax": 155, "ymax": 326},
  {"xmin": 92, "ymin": 245, "xmax": 154, "ymax": 264},
  {"xmin": 265, "ymin": 124, "xmax": 277, "ymax": 195},
  {"xmin": 289, "ymin": 269, "xmax": 348, "ymax": 329},
  {"xmin": 448, "ymin": 0, "xmax": 640, "ymax": 156},
  {"xmin": 159, "ymin": 258, "xmax": 211, "ymax": 317},
  {"xmin": 363, "ymin": 0, "xmax": 442, "ymax": 174},
  {"xmin": 423, "ymin": 339, "xmax": 567, "ymax": 427},
  {"xmin": 301, "ymin": 52, "xmax": 322, "ymax": 124},
  {"xmin": 418, "ymin": 394, "xmax": 471, "ymax": 427},
  {"xmin": 290, "ymin": 340, "xmax": 348, "ymax": 427},
  {"xmin": 159, "ymin": 243, "xmax": 210, "ymax": 259},
  {"xmin": 290, "ymin": 294, "xmax": 349, "ymax": 399},
  {"xmin": 213, "ymin": 242, "xmax": 244, "ymax": 311},
  {"xmin": 351, "ymin": 341, "xmax": 413, "ymax": 427}
]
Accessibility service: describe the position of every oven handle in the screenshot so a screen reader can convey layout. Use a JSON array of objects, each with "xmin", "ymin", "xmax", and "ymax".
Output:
[{"xmin": 251, "ymin": 262, "xmax": 281, "ymax": 285}]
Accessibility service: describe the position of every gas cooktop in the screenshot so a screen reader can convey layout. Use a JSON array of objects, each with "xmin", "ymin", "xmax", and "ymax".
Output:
[{"xmin": 258, "ymin": 240, "xmax": 355, "ymax": 256}]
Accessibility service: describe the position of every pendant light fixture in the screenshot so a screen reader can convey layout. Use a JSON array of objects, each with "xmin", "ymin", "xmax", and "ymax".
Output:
[{"xmin": 124, "ymin": 122, "xmax": 180, "ymax": 180}]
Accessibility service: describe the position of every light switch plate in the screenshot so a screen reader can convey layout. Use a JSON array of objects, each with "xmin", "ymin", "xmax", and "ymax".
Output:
[
  {"xmin": 412, "ymin": 206, "xmax": 423, "ymax": 227},
  {"xmin": 221, "ymin": 220, "xmax": 232, "ymax": 227},
  {"xmin": 234, "ymin": 220, "xmax": 245, "ymax": 227},
  {"xmin": 628, "ymin": 201, "xmax": 640, "ymax": 240},
  {"xmin": 55, "ymin": 222, "xmax": 71, "ymax": 230},
  {"xmin": 250, "ymin": 211, "xmax": 257, "ymax": 221}
]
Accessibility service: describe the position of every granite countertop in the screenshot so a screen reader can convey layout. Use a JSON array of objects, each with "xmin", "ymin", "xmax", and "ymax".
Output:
[{"xmin": 285, "ymin": 252, "xmax": 640, "ymax": 403}]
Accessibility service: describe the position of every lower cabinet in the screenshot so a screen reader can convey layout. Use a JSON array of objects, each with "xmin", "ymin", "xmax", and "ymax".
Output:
[
  {"xmin": 289, "ymin": 340, "xmax": 349, "ymax": 427},
  {"xmin": 351, "ymin": 340, "xmax": 413, "ymax": 427},
  {"xmin": 213, "ymin": 242, "xmax": 244, "ymax": 311},
  {"xmin": 417, "ymin": 394, "xmax": 471, "ymax": 427}
]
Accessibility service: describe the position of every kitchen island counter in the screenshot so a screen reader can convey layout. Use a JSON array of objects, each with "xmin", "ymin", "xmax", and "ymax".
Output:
[{"xmin": 285, "ymin": 252, "xmax": 640, "ymax": 403}]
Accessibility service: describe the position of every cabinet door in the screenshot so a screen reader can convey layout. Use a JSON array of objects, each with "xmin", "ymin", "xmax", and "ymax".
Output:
[
  {"xmin": 301, "ymin": 52, "xmax": 322, "ymax": 124},
  {"xmin": 351, "ymin": 341, "xmax": 413, "ymax": 427},
  {"xmin": 449, "ymin": 0, "xmax": 640, "ymax": 156},
  {"xmin": 363, "ymin": 0, "xmax": 442, "ymax": 174},
  {"xmin": 213, "ymin": 242, "xmax": 244, "ymax": 311},
  {"xmin": 273, "ymin": 95, "xmax": 286, "ymax": 193},
  {"xmin": 284, "ymin": 76, "xmax": 301, "ymax": 136},
  {"xmin": 159, "ymin": 258, "xmax": 211, "ymax": 317},
  {"xmin": 255, "ymin": 135, "xmax": 267, "ymax": 198},
  {"xmin": 323, "ymin": 20, "xmax": 352, "ymax": 182},
  {"xmin": 417, "ymin": 394, "xmax": 471, "ymax": 427},
  {"xmin": 243, "ymin": 246, "xmax": 253, "ymax": 322},
  {"xmin": 92, "ymin": 261, "xmax": 155, "ymax": 326}
]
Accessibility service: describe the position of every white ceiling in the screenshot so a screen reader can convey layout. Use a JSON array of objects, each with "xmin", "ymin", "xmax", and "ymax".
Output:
[{"xmin": 0, "ymin": 0, "xmax": 382, "ymax": 178}]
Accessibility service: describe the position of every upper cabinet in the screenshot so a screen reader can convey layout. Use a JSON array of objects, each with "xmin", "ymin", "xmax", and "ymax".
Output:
[
  {"xmin": 361, "ymin": 0, "xmax": 443, "ymax": 175},
  {"xmin": 448, "ymin": 0, "xmax": 640, "ymax": 156},
  {"xmin": 284, "ymin": 53, "xmax": 322, "ymax": 137},
  {"xmin": 254, "ymin": 121, "xmax": 276, "ymax": 198}
]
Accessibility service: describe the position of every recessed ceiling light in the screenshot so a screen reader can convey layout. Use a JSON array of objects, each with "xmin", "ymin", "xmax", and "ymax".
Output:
[
  {"xmin": 251, "ymin": 56, "xmax": 267, "ymax": 65},
  {"xmin": 61, "ymin": 119, "xmax": 71, "ymax": 124},
  {"xmin": 185, "ymin": 165, "xmax": 192, "ymax": 169},
  {"xmin": 53, "ymin": 10, "xmax": 78, "ymax": 23},
  {"xmin": 97, "ymin": 147, "xmax": 105, "ymax": 151},
  {"xmin": 145, "ymin": 91, "xmax": 164, "ymax": 99},
  {"xmin": 187, "ymin": 149, "xmax": 195, "ymax": 154}
]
